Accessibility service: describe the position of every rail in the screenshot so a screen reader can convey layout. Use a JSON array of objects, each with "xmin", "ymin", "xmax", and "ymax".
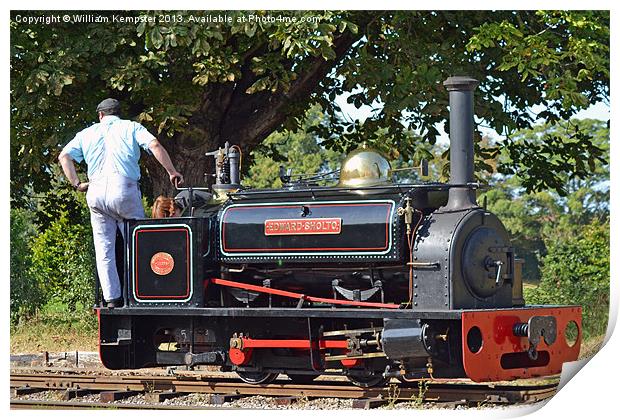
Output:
[{"xmin": 10, "ymin": 369, "xmax": 559, "ymax": 409}]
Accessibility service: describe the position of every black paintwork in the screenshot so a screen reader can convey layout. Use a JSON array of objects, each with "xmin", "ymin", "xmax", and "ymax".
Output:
[
  {"xmin": 413, "ymin": 208, "xmax": 514, "ymax": 310},
  {"xmin": 97, "ymin": 76, "xmax": 567, "ymax": 380},
  {"xmin": 125, "ymin": 217, "xmax": 206, "ymax": 307},
  {"xmin": 220, "ymin": 199, "xmax": 399, "ymax": 262},
  {"xmin": 100, "ymin": 306, "xmax": 464, "ymax": 319}
]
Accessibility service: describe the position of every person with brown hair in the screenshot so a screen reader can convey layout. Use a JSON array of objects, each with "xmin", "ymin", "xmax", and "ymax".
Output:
[{"xmin": 152, "ymin": 195, "xmax": 180, "ymax": 218}]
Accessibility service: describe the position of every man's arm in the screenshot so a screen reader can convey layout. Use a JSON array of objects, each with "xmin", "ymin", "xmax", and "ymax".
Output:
[
  {"xmin": 58, "ymin": 151, "xmax": 88, "ymax": 192},
  {"xmin": 148, "ymin": 139, "xmax": 184, "ymax": 186}
]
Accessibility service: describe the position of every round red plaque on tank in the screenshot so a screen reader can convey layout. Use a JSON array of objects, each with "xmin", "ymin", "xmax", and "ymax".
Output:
[{"xmin": 150, "ymin": 252, "xmax": 174, "ymax": 276}]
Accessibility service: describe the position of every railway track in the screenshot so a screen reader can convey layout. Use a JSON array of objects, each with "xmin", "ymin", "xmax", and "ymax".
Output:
[
  {"xmin": 10, "ymin": 368, "xmax": 559, "ymax": 409},
  {"xmin": 10, "ymin": 399, "xmax": 213, "ymax": 410}
]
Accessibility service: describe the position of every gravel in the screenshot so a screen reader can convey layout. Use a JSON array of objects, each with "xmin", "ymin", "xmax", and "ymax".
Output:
[
  {"xmin": 68, "ymin": 392, "xmax": 356, "ymax": 409},
  {"xmin": 12, "ymin": 388, "xmax": 505, "ymax": 410},
  {"xmin": 12, "ymin": 389, "xmax": 518, "ymax": 410},
  {"xmin": 10, "ymin": 352, "xmax": 517, "ymax": 410}
]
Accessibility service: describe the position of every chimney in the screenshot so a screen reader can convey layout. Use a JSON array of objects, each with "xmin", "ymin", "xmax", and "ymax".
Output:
[{"xmin": 442, "ymin": 76, "xmax": 479, "ymax": 211}]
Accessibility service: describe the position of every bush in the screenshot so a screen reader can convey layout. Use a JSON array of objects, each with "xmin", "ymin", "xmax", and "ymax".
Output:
[
  {"xmin": 10, "ymin": 208, "xmax": 44, "ymax": 324},
  {"xmin": 30, "ymin": 212, "xmax": 96, "ymax": 312},
  {"xmin": 524, "ymin": 218, "xmax": 610, "ymax": 339}
]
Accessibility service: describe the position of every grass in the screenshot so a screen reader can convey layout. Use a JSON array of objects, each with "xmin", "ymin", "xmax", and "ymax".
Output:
[
  {"xmin": 10, "ymin": 300, "xmax": 98, "ymax": 354},
  {"xmin": 579, "ymin": 334, "xmax": 605, "ymax": 359}
]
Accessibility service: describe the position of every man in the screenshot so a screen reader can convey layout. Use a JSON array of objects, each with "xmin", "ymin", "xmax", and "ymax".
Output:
[{"xmin": 59, "ymin": 98, "xmax": 184, "ymax": 308}]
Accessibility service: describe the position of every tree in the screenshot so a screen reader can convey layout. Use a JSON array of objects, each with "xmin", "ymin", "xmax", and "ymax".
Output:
[
  {"xmin": 524, "ymin": 218, "xmax": 609, "ymax": 340},
  {"xmin": 245, "ymin": 104, "xmax": 449, "ymax": 188},
  {"xmin": 10, "ymin": 208, "xmax": 43, "ymax": 324},
  {"xmin": 244, "ymin": 105, "xmax": 343, "ymax": 189},
  {"xmin": 29, "ymin": 211, "xmax": 96, "ymax": 312},
  {"xmin": 10, "ymin": 10, "xmax": 609, "ymax": 202},
  {"xmin": 481, "ymin": 118, "xmax": 609, "ymax": 282}
]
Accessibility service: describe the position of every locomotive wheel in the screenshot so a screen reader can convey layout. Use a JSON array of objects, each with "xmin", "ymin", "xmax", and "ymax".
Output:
[
  {"xmin": 236, "ymin": 371, "xmax": 279, "ymax": 385},
  {"xmin": 346, "ymin": 373, "xmax": 388, "ymax": 388},
  {"xmin": 287, "ymin": 373, "xmax": 320, "ymax": 384}
]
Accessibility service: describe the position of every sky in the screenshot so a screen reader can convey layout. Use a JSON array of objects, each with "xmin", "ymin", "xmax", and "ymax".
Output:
[{"xmin": 335, "ymin": 94, "xmax": 610, "ymax": 147}]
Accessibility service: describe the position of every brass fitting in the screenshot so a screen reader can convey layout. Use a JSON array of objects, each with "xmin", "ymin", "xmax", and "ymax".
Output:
[
  {"xmin": 229, "ymin": 337, "xmax": 243, "ymax": 350},
  {"xmin": 397, "ymin": 197, "xmax": 414, "ymax": 235},
  {"xmin": 426, "ymin": 357, "xmax": 434, "ymax": 375}
]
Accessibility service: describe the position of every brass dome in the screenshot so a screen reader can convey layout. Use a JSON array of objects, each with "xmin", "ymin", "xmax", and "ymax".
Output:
[{"xmin": 338, "ymin": 145, "xmax": 392, "ymax": 187}]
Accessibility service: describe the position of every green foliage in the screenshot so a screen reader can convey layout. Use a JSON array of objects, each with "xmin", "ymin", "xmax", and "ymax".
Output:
[
  {"xmin": 245, "ymin": 105, "xmax": 343, "ymax": 188},
  {"xmin": 524, "ymin": 219, "xmax": 609, "ymax": 339},
  {"xmin": 10, "ymin": 10, "xmax": 609, "ymax": 202},
  {"xmin": 29, "ymin": 212, "xmax": 96, "ymax": 312},
  {"xmin": 10, "ymin": 10, "xmax": 360, "ymax": 198},
  {"xmin": 483, "ymin": 118, "xmax": 609, "ymax": 340},
  {"xmin": 468, "ymin": 11, "xmax": 609, "ymax": 97},
  {"xmin": 10, "ymin": 208, "xmax": 44, "ymax": 324},
  {"xmin": 500, "ymin": 120, "xmax": 608, "ymax": 196},
  {"xmin": 315, "ymin": 11, "xmax": 608, "ymax": 187},
  {"xmin": 10, "ymin": 164, "xmax": 143, "ymax": 326},
  {"xmin": 244, "ymin": 106, "xmax": 448, "ymax": 188},
  {"xmin": 32, "ymin": 165, "xmax": 89, "ymax": 231},
  {"xmin": 482, "ymin": 118, "xmax": 609, "ymax": 282}
]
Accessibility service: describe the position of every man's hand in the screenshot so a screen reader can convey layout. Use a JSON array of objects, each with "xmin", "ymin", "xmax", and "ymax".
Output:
[
  {"xmin": 148, "ymin": 139, "xmax": 184, "ymax": 188},
  {"xmin": 77, "ymin": 182, "xmax": 89, "ymax": 192},
  {"xmin": 169, "ymin": 171, "xmax": 184, "ymax": 187}
]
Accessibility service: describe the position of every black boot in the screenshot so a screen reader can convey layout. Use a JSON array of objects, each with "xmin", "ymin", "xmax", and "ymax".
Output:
[{"xmin": 106, "ymin": 298, "xmax": 124, "ymax": 308}]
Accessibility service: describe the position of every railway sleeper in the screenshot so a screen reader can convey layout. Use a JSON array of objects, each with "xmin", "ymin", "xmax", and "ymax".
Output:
[
  {"xmin": 63, "ymin": 388, "xmax": 98, "ymax": 400},
  {"xmin": 207, "ymin": 393, "xmax": 242, "ymax": 405},
  {"xmin": 100, "ymin": 390, "xmax": 141, "ymax": 403},
  {"xmin": 12, "ymin": 386, "xmax": 44, "ymax": 397},
  {"xmin": 145, "ymin": 391, "xmax": 187, "ymax": 403},
  {"xmin": 352, "ymin": 397, "xmax": 388, "ymax": 409}
]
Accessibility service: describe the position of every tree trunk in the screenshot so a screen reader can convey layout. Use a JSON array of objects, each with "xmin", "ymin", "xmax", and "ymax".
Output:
[{"xmin": 143, "ymin": 128, "xmax": 220, "ymax": 199}]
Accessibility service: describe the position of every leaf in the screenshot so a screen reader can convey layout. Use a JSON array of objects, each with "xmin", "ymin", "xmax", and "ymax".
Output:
[
  {"xmin": 245, "ymin": 23, "xmax": 257, "ymax": 38},
  {"xmin": 137, "ymin": 21, "xmax": 147, "ymax": 37},
  {"xmin": 320, "ymin": 45, "xmax": 337, "ymax": 60},
  {"xmin": 139, "ymin": 112, "xmax": 153, "ymax": 122},
  {"xmin": 150, "ymin": 27, "xmax": 163, "ymax": 49},
  {"xmin": 246, "ymin": 77, "xmax": 269, "ymax": 94}
]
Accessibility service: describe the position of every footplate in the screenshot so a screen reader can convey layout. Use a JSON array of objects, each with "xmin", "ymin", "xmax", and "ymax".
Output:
[{"xmin": 461, "ymin": 306, "xmax": 581, "ymax": 382}]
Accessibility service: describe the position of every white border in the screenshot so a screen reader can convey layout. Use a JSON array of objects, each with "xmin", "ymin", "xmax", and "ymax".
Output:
[
  {"xmin": 131, "ymin": 223, "xmax": 194, "ymax": 303},
  {"xmin": 219, "ymin": 200, "xmax": 397, "ymax": 257}
]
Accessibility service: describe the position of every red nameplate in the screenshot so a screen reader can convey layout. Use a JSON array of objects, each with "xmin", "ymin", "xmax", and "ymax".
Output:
[{"xmin": 264, "ymin": 218, "xmax": 342, "ymax": 236}]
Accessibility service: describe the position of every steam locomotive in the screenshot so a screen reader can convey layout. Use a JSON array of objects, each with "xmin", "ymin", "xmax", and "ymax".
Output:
[{"xmin": 97, "ymin": 77, "xmax": 581, "ymax": 386}]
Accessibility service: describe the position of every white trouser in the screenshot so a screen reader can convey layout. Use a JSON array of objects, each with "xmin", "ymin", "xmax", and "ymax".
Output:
[{"xmin": 86, "ymin": 174, "xmax": 145, "ymax": 301}]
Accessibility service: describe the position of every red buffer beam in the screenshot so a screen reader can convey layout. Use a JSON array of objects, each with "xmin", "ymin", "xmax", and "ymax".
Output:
[{"xmin": 461, "ymin": 306, "xmax": 582, "ymax": 382}]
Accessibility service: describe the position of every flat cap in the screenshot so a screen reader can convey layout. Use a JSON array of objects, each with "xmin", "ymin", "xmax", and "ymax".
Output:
[{"xmin": 96, "ymin": 98, "xmax": 121, "ymax": 113}]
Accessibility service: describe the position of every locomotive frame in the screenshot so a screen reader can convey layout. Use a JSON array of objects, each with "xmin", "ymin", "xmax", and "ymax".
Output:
[{"xmin": 96, "ymin": 76, "xmax": 582, "ymax": 386}]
